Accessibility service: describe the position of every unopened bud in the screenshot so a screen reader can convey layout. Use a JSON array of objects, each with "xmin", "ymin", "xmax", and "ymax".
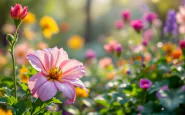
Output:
[{"xmin": 6, "ymin": 34, "xmax": 14, "ymax": 44}]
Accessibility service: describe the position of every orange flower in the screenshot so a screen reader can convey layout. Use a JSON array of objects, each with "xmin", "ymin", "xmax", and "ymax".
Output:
[
  {"xmin": 172, "ymin": 49, "xmax": 182, "ymax": 59},
  {"xmin": 106, "ymin": 72, "xmax": 115, "ymax": 80},
  {"xmin": 162, "ymin": 43, "xmax": 173, "ymax": 56},
  {"xmin": 19, "ymin": 66, "xmax": 29, "ymax": 84}
]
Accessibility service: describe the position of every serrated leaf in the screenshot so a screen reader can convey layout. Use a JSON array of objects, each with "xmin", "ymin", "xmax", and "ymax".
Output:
[{"xmin": 6, "ymin": 96, "xmax": 18, "ymax": 106}]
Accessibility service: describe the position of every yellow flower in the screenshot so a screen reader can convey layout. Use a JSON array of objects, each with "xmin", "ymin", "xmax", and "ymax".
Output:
[
  {"xmin": 76, "ymin": 87, "xmax": 89, "ymax": 98},
  {"xmin": 23, "ymin": 28, "xmax": 35, "ymax": 40},
  {"xmin": 23, "ymin": 12, "xmax": 36, "ymax": 24},
  {"xmin": 0, "ymin": 108, "xmax": 12, "ymax": 115},
  {"xmin": 40, "ymin": 16, "xmax": 59, "ymax": 39},
  {"xmin": 67, "ymin": 35, "xmax": 84, "ymax": 50},
  {"xmin": 19, "ymin": 66, "xmax": 29, "ymax": 84}
]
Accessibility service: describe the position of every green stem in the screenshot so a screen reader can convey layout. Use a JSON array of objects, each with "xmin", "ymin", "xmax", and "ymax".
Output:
[
  {"xmin": 10, "ymin": 44, "xmax": 17, "ymax": 98},
  {"xmin": 10, "ymin": 26, "xmax": 20, "ymax": 98},
  {"xmin": 143, "ymin": 91, "xmax": 147, "ymax": 104}
]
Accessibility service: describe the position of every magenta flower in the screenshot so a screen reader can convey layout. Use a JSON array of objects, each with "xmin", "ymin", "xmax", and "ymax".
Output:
[
  {"xmin": 131, "ymin": 19, "xmax": 143, "ymax": 33},
  {"xmin": 10, "ymin": 4, "xmax": 28, "ymax": 20},
  {"xmin": 115, "ymin": 20, "xmax": 124, "ymax": 30},
  {"xmin": 27, "ymin": 47, "xmax": 86, "ymax": 102},
  {"xmin": 180, "ymin": 39, "xmax": 185, "ymax": 49},
  {"xmin": 139, "ymin": 78, "xmax": 152, "ymax": 90},
  {"xmin": 142, "ymin": 39, "xmax": 148, "ymax": 46},
  {"xmin": 85, "ymin": 49, "xmax": 96, "ymax": 59},
  {"xmin": 145, "ymin": 12, "xmax": 157, "ymax": 23},
  {"xmin": 121, "ymin": 10, "xmax": 131, "ymax": 23}
]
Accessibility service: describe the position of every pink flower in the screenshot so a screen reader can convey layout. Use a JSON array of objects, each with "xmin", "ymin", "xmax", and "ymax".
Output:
[
  {"xmin": 144, "ymin": 12, "xmax": 157, "ymax": 23},
  {"xmin": 15, "ymin": 42, "xmax": 33, "ymax": 65},
  {"xmin": 139, "ymin": 78, "xmax": 152, "ymax": 90},
  {"xmin": 143, "ymin": 29, "xmax": 153, "ymax": 41},
  {"xmin": 104, "ymin": 40, "xmax": 118, "ymax": 53},
  {"xmin": 85, "ymin": 49, "xmax": 96, "ymax": 60},
  {"xmin": 179, "ymin": 25, "xmax": 185, "ymax": 34},
  {"xmin": 99, "ymin": 57, "xmax": 112, "ymax": 68},
  {"xmin": 180, "ymin": 39, "xmax": 185, "ymax": 49},
  {"xmin": 176, "ymin": 5, "xmax": 185, "ymax": 24},
  {"xmin": 131, "ymin": 19, "xmax": 143, "ymax": 33},
  {"xmin": 10, "ymin": 4, "xmax": 28, "ymax": 20},
  {"xmin": 27, "ymin": 47, "xmax": 86, "ymax": 102},
  {"xmin": 121, "ymin": 10, "xmax": 131, "ymax": 22},
  {"xmin": 115, "ymin": 20, "xmax": 124, "ymax": 30}
]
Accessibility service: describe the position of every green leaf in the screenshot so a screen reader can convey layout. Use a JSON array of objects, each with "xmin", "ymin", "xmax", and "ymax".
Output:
[
  {"xmin": 95, "ymin": 100, "xmax": 109, "ymax": 107},
  {"xmin": 148, "ymin": 80, "xmax": 169, "ymax": 94},
  {"xmin": 18, "ymin": 82, "xmax": 29, "ymax": 92},
  {"xmin": 159, "ymin": 90, "xmax": 185, "ymax": 111},
  {"xmin": 6, "ymin": 95, "xmax": 18, "ymax": 106},
  {"xmin": 82, "ymin": 98, "xmax": 94, "ymax": 107},
  {"xmin": 65, "ymin": 106, "xmax": 79, "ymax": 115}
]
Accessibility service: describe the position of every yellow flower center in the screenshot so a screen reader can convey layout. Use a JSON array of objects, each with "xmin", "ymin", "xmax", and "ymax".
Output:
[{"xmin": 47, "ymin": 67, "xmax": 63, "ymax": 81}]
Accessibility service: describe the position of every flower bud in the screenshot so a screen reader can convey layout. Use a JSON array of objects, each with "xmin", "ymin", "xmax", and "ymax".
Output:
[
  {"xmin": 142, "ymin": 40, "xmax": 148, "ymax": 46},
  {"xmin": 131, "ymin": 19, "xmax": 143, "ymax": 33},
  {"xmin": 114, "ymin": 44, "xmax": 122, "ymax": 57},
  {"xmin": 145, "ymin": 12, "xmax": 157, "ymax": 24},
  {"xmin": 121, "ymin": 10, "xmax": 131, "ymax": 23},
  {"xmin": 85, "ymin": 49, "xmax": 96, "ymax": 60},
  {"xmin": 180, "ymin": 39, "xmax": 185, "ymax": 49},
  {"xmin": 10, "ymin": 4, "xmax": 28, "ymax": 27},
  {"xmin": 6, "ymin": 34, "xmax": 14, "ymax": 44}
]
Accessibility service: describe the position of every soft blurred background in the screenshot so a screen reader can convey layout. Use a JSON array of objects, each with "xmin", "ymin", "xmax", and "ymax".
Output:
[
  {"xmin": 1, "ymin": 0, "xmax": 185, "ymax": 114},
  {"xmin": 0, "ymin": 0, "xmax": 182, "ymax": 60}
]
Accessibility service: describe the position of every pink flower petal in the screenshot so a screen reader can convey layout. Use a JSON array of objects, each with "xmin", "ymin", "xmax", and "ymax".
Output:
[
  {"xmin": 54, "ymin": 81, "xmax": 76, "ymax": 103},
  {"xmin": 28, "ymin": 72, "xmax": 48, "ymax": 98},
  {"xmin": 60, "ymin": 60, "xmax": 85, "ymax": 79},
  {"xmin": 63, "ymin": 79, "xmax": 87, "ymax": 92},
  {"xmin": 27, "ymin": 50, "xmax": 48, "ymax": 73},
  {"xmin": 55, "ymin": 48, "xmax": 69, "ymax": 67},
  {"xmin": 36, "ymin": 80, "xmax": 58, "ymax": 101}
]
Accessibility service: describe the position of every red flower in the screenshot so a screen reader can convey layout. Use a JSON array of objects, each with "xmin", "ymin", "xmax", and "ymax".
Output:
[{"xmin": 10, "ymin": 4, "xmax": 28, "ymax": 20}]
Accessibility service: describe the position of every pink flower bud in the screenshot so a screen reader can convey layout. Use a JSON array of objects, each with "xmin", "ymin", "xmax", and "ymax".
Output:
[
  {"xmin": 85, "ymin": 49, "xmax": 96, "ymax": 60},
  {"xmin": 142, "ymin": 39, "xmax": 148, "ymax": 46},
  {"xmin": 145, "ymin": 12, "xmax": 157, "ymax": 23},
  {"xmin": 115, "ymin": 44, "xmax": 122, "ymax": 52},
  {"xmin": 131, "ymin": 20, "xmax": 143, "ymax": 33},
  {"xmin": 10, "ymin": 4, "xmax": 28, "ymax": 20},
  {"xmin": 115, "ymin": 44, "xmax": 122, "ymax": 57},
  {"xmin": 180, "ymin": 39, "xmax": 185, "ymax": 49},
  {"xmin": 115, "ymin": 20, "xmax": 124, "ymax": 30},
  {"xmin": 121, "ymin": 10, "xmax": 131, "ymax": 22}
]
